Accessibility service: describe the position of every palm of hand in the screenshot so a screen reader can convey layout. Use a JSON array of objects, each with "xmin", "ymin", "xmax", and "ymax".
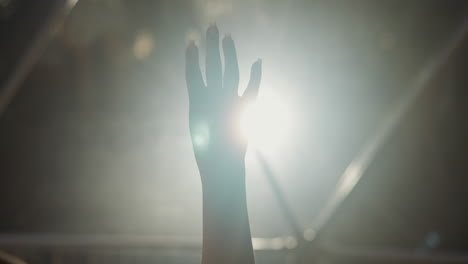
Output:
[{"xmin": 185, "ymin": 25, "xmax": 261, "ymax": 177}]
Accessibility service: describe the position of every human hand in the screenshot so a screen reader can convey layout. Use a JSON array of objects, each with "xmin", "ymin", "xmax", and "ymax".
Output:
[{"xmin": 185, "ymin": 24, "xmax": 262, "ymax": 186}]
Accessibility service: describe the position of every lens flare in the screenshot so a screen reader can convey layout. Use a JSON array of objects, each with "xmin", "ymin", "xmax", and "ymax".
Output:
[{"xmin": 193, "ymin": 122, "xmax": 210, "ymax": 149}]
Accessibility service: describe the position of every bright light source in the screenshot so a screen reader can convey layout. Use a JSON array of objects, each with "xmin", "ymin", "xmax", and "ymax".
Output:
[{"xmin": 239, "ymin": 92, "xmax": 292, "ymax": 153}]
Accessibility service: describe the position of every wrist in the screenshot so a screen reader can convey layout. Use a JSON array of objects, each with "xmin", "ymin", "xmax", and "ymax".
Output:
[
  {"xmin": 202, "ymin": 179, "xmax": 247, "ymax": 201},
  {"xmin": 201, "ymin": 170, "xmax": 248, "ymax": 220},
  {"xmin": 197, "ymin": 155, "xmax": 245, "ymax": 186},
  {"xmin": 199, "ymin": 159, "xmax": 246, "ymax": 190}
]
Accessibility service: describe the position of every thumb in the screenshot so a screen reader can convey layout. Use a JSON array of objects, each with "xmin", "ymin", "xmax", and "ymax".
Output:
[{"xmin": 242, "ymin": 59, "xmax": 262, "ymax": 101}]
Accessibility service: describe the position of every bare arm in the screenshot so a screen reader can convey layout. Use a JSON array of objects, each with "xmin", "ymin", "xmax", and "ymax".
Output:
[
  {"xmin": 185, "ymin": 24, "xmax": 261, "ymax": 264},
  {"xmin": 201, "ymin": 165, "xmax": 253, "ymax": 264}
]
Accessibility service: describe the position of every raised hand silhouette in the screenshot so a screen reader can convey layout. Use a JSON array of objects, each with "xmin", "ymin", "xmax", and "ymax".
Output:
[
  {"xmin": 186, "ymin": 24, "xmax": 262, "ymax": 184},
  {"xmin": 185, "ymin": 24, "xmax": 261, "ymax": 264}
]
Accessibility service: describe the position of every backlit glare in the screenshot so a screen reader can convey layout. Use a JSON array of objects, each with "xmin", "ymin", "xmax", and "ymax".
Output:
[{"xmin": 240, "ymin": 93, "xmax": 292, "ymax": 153}]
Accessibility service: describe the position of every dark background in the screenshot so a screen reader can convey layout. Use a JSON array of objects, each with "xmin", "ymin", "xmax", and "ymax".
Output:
[{"xmin": 1, "ymin": 0, "xmax": 468, "ymax": 263}]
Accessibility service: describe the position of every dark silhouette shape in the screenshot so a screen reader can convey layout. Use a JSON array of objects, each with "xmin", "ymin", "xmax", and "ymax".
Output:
[{"xmin": 185, "ymin": 24, "xmax": 261, "ymax": 264}]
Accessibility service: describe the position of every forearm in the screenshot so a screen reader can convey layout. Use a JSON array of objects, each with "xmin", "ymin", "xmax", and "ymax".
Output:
[{"xmin": 201, "ymin": 168, "xmax": 255, "ymax": 264}]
